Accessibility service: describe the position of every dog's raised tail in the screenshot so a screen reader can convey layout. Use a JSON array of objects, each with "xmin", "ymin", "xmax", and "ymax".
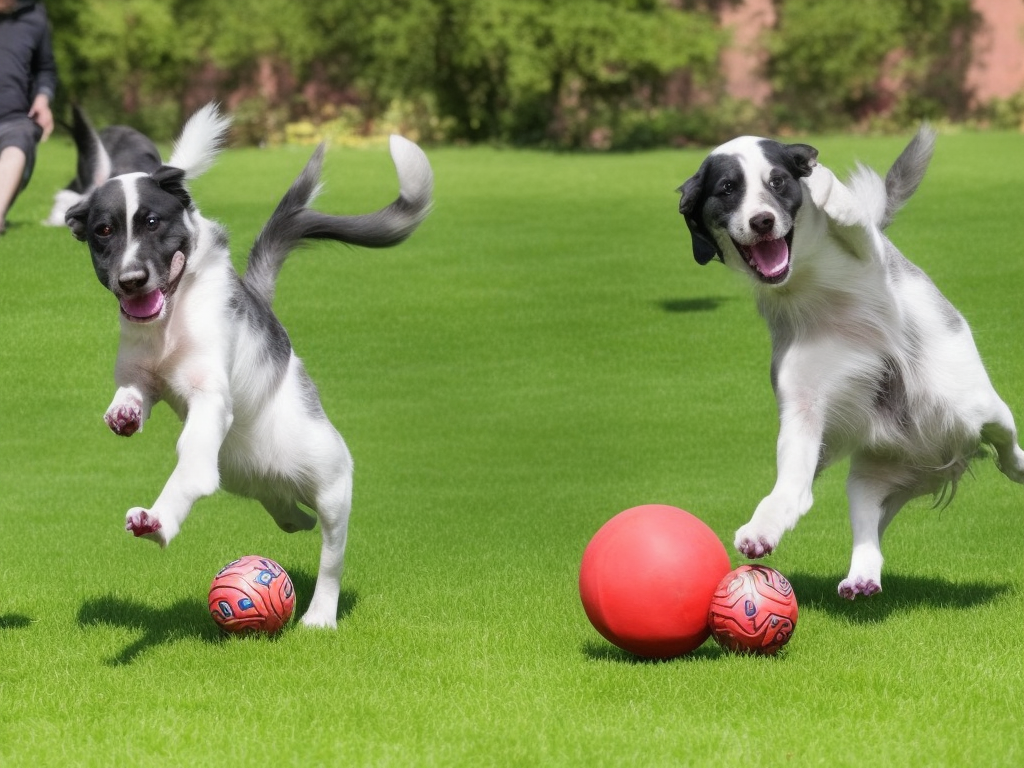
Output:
[
  {"xmin": 881, "ymin": 124, "xmax": 936, "ymax": 229},
  {"xmin": 244, "ymin": 135, "xmax": 433, "ymax": 304},
  {"xmin": 69, "ymin": 104, "xmax": 112, "ymax": 191},
  {"xmin": 168, "ymin": 103, "xmax": 232, "ymax": 180}
]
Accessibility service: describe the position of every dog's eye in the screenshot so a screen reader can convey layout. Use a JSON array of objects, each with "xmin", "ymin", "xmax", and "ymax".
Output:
[
  {"xmin": 769, "ymin": 177, "xmax": 786, "ymax": 191},
  {"xmin": 145, "ymin": 215, "xmax": 160, "ymax": 231},
  {"xmin": 94, "ymin": 224, "xmax": 112, "ymax": 238},
  {"xmin": 721, "ymin": 181, "xmax": 735, "ymax": 196}
]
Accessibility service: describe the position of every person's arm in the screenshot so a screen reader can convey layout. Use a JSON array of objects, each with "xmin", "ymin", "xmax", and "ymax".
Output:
[{"xmin": 29, "ymin": 6, "xmax": 57, "ymax": 140}]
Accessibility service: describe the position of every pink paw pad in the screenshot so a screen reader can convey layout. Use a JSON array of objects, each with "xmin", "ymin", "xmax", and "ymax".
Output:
[
  {"xmin": 737, "ymin": 537, "xmax": 774, "ymax": 559},
  {"xmin": 126, "ymin": 510, "xmax": 162, "ymax": 537},
  {"xmin": 838, "ymin": 578, "xmax": 881, "ymax": 600},
  {"xmin": 106, "ymin": 404, "xmax": 142, "ymax": 436}
]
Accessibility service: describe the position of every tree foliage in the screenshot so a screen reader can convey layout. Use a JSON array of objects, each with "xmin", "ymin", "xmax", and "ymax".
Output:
[
  {"xmin": 767, "ymin": 0, "xmax": 980, "ymax": 130},
  {"xmin": 40, "ymin": 0, "xmax": 997, "ymax": 147},
  {"xmin": 44, "ymin": 0, "xmax": 724, "ymax": 145}
]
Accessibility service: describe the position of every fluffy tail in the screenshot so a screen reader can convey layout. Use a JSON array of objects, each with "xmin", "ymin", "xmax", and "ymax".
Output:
[
  {"xmin": 167, "ymin": 103, "xmax": 232, "ymax": 179},
  {"xmin": 244, "ymin": 135, "xmax": 434, "ymax": 304},
  {"xmin": 880, "ymin": 124, "xmax": 936, "ymax": 229}
]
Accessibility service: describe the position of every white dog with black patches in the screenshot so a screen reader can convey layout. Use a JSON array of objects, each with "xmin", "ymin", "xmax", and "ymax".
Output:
[
  {"xmin": 45, "ymin": 104, "xmax": 162, "ymax": 227},
  {"xmin": 65, "ymin": 104, "xmax": 433, "ymax": 627},
  {"xmin": 678, "ymin": 128, "xmax": 1024, "ymax": 598}
]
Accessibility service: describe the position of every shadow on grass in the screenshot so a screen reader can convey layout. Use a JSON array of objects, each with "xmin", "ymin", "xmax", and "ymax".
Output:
[
  {"xmin": 78, "ymin": 595, "xmax": 222, "ymax": 666},
  {"xmin": 581, "ymin": 638, "xmax": 726, "ymax": 664},
  {"xmin": 658, "ymin": 296, "xmax": 732, "ymax": 313},
  {"xmin": 786, "ymin": 570, "xmax": 1012, "ymax": 624},
  {"xmin": 578, "ymin": 572, "xmax": 1011, "ymax": 663},
  {"xmin": 0, "ymin": 614, "xmax": 32, "ymax": 630},
  {"xmin": 288, "ymin": 568, "xmax": 359, "ymax": 624},
  {"xmin": 78, "ymin": 568, "xmax": 358, "ymax": 666}
]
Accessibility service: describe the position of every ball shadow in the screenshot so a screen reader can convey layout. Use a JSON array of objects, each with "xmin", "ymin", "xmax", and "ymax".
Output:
[
  {"xmin": 580, "ymin": 638, "xmax": 725, "ymax": 664},
  {"xmin": 78, "ymin": 567, "xmax": 359, "ymax": 666}
]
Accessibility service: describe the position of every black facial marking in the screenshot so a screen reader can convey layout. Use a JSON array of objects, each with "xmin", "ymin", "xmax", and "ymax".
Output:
[
  {"xmin": 759, "ymin": 140, "xmax": 818, "ymax": 179},
  {"xmin": 679, "ymin": 153, "xmax": 745, "ymax": 265},
  {"xmin": 66, "ymin": 182, "xmax": 128, "ymax": 288},
  {"xmin": 756, "ymin": 140, "xmax": 811, "ymax": 217},
  {"xmin": 66, "ymin": 175, "xmax": 193, "ymax": 296}
]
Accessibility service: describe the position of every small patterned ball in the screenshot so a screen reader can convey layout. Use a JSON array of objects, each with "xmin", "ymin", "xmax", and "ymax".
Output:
[
  {"xmin": 708, "ymin": 565, "xmax": 798, "ymax": 655},
  {"xmin": 208, "ymin": 556, "xmax": 295, "ymax": 635}
]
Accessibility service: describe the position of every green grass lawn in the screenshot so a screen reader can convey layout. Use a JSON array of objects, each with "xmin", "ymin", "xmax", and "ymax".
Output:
[{"xmin": 0, "ymin": 129, "xmax": 1021, "ymax": 767}]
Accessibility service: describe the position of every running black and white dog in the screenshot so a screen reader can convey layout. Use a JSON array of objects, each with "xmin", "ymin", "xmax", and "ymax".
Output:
[
  {"xmin": 678, "ymin": 128, "xmax": 1024, "ymax": 598},
  {"xmin": 65, "ymin": 104, "xmax": 433, "ymax": 627},
  {"xmin": 45, "ymin": 104, "xmax": 162, "ymax": 226}
]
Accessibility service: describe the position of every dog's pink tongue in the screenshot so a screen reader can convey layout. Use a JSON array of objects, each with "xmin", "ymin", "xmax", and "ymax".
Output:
[
  {"xmin": 121, "ymin": 290, "xmax": 164, "ymax": 319},
  {"xmin": 749, "ymin": 238, "xmax": 789, "ymax": 278}
]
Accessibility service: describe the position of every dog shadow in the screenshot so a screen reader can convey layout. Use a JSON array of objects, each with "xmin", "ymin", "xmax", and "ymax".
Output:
[
  {"xmin": 78, "ymin": 569, "xmax": 359, "ymax": 666},
  {"xmin": 658, "ymin": 296, "xmax": 731, "ymax": 313},
  {"xmin": 0, "ymin": 614, "xmax": 32, "ymax": 630},
  {"xmin": 786, "ymin": 571, "xmax": 1012, "ymax": 624},
  {"xmin": 78, "ymin": 594, "xmax": 220, "ymax": 665}
]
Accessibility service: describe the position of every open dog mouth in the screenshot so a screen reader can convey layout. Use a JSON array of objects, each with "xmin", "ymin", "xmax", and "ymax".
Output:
[
  {"xmin": 119, "ymin": 251, "xmax": 187, "ymax": 323},
  {"xmin": 735, "ymin": 230, "xmax": 793, "ymax": 284}
]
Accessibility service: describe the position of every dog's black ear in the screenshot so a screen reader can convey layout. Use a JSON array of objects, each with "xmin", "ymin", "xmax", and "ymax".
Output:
[
  {"xmin": 65, "ymin": 197, "xmax": 90, "ymax": 241},
  {"xmin": 785, "ymin": 143, "xmax": 819, "ymax": 178},
  {"xmin": 678, "ymin": 164, "xmax": 721, "ymax": 266},
  {"xmin": 152, "ymin": 165, "xmax": 193, "ymax": 209}
]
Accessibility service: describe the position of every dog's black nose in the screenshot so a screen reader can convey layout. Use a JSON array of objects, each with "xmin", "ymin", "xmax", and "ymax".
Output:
[
  {"xmin": 118, "ymin": 268, "xmax": 150, "ymax": 292},
  {"xmin": 749, "ymin": 212, "xmax": 775, "ymax": 235}
]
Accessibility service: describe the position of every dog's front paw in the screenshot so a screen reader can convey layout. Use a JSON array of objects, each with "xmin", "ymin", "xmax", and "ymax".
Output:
[
  {"xmin": 804, "ymin": 166, "xmax": 835, "ymax": 210},
  {"xmin": 838, "ymin": 576, "xmax": 882, "ymax": 600},
  {"xmin": 300, "ymin": 610, "xmax": 338, "ymax": 630},
  {"xmin": 105, "ymin": 395, "xmax": 143, "ymax": 436},
  {"xmin": 125, "ymin": 507, "xmax": 171, "ymax": 546},
  {"xmin": 734, "ymin": 525, "xmax": 778, "ymax": 559}
]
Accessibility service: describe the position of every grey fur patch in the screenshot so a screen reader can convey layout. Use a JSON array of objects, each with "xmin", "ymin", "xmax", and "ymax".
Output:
[
  {"xmin": 227, "ymin": 280, "xmax": 293, "ymax": 376},
  {"xmin": 886, "ymin": 244, "xmax": 966, "ymax": 333},
  {"xmin": 874, "ymin": 355, "xmax": 910, "ymax": 432},
  {"xmin": 297, "ymin": 366, "xmax": 327, "ymax": 419}
]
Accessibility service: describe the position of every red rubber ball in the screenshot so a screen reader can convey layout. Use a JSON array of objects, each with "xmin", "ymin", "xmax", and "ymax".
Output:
[
  {"xmin": 579, "ymin": 504, "xmax": 731, "ymax": 659},
  {"xmin": 708, "ymin": 565, "xmax": 798, "ymax": 655}
]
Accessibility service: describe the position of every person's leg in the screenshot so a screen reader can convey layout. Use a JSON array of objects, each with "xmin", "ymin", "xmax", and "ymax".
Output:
[
  {"xmin": 0, "ymin": 117, "xmax": 42, "ymax": 233},
  {"xmin": 0, "ymin": 145, "xmax": 28, "ymax": 233}
]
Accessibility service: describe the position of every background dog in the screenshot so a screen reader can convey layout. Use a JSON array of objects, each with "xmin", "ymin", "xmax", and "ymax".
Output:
[
  {"xmin": 64, "ymin": 104, "xmax": 433, "ymax": 628},
  {"xmin": 678, "ymin": 128, "xmax": 1024, "ymax": 598},
  {"xmin": 45, "ymin": 104, "xmax": 161, "ymax": 226}
]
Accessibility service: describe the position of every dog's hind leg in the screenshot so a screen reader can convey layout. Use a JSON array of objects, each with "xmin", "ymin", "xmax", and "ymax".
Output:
[
  {"xmin": 981, "ymin": 398, "xmax": 1024, "ymax": 484},
  {"xmin": 259, "ymin": 496, "xmax": 317, "ymax": 533},
  {"xmin": 839, "ymin": 457, "xmax": 916, "ymax": 600},
  {"xmin": 300, "ymin": 470, "xmax": 353, "ymax": 629}
]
